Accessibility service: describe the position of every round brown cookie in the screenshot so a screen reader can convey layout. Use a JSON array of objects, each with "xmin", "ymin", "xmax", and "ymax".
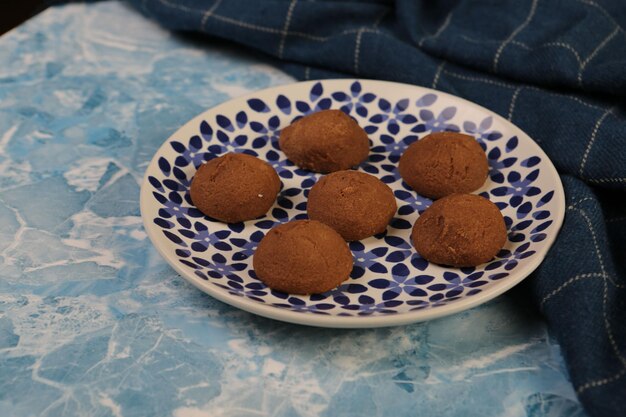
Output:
[
  {"xmin": 399, "ymin": 131, "xmax": 488, "ymax": 199},
  {"xmin": 307, "ymin": 170, "xmax": 397, "ymax": 241},
  {"xmin": 253, "ymin": 220, "xmax": 353, "ymax": 294},
  {"xmin": 190, "ymin": 152, "xmax": 280, "ymax": 223},
  {"xmin": 279, "ymin": 109, "xmax": 370, "ymax": 173},
  {"xmin": 411, "ymin": 194, "xmax": 507, "ymax": 267}
]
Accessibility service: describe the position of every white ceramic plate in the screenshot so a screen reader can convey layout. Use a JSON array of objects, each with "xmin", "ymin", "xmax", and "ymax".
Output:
[{"xmin": 140, "ymin": 79, "xmax": 565, "ymax": 328}]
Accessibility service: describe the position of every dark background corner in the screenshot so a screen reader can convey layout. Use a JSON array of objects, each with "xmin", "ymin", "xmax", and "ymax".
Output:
[{"xmin": 1, "ymin": 1, "xmax": 50, "ymax": 35}]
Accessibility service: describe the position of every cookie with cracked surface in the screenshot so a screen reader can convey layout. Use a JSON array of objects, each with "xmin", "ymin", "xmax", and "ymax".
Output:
[
  {"xmin": 411, "ymin": 194, "xmax": 506, "ymax": 267},
  {"xmin": 399, "ymin": 131, "xmax": 488, "ymax": 199},
  {"xmin": 253, "ymin": 220, "xmax": 353, "ymax": 294},
  {"xmin": 190, "ymin": 152, "xmax": 280, "ymax": 223}
]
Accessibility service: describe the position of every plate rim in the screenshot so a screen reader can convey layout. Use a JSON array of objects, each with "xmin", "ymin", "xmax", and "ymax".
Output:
[{"xmin": 140, "ymin": 78, "xmax": 566, "ymax": 328}]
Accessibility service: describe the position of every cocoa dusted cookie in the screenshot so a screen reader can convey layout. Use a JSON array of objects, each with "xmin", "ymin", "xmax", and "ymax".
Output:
[
  {"xmin": 307, "ymin": 170, "xmax": 397, "ymax": 241},
  {"xmin": 253, "ymin": 220, "xmax": 353, "ymax": 294},
  {"xmin": 279, "ymin": 109, "xmax": 369, "ymax": 173},
  {"xmin": 411, "ymin": 194, "xmax": 507, "ymax": 267},
  {"xmin": 190, "ymin": 152, "xmax": 280, "ymax": 223},
  {"xmin": 399, "ymin": 131, "xmax": 488, "ymax": 199}
]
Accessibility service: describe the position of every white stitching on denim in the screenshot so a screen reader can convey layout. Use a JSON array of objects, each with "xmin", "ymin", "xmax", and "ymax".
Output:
[
  {"xmin": 201, "ymin": 0, "xmax": 223, "ymax": 30},
  {"xmin": 159, "ymin": 0, "xmax": 195, "ymax": 13},
  {"xmin": 304, "ymin": 66, "xmax": 311, "ymax": 80},
  {"xmin": 601, "ymin": 273, "xmax": 626, "ymax": 360},
  {"xmin": 418, "ymin": 10, "xmax": 453, "ymax": 47},
  {"xmin": 462, "ymin": 35, "xmax": 520, "ymax": 45},
  {"xmin": 540, "ymin": 273, "xmax": 603, "ymax": 307},
  {"xmin": 540, "ymin": 42, "xmax": 582, "ymax": 65},
  {"xmin": 577, "ymin": 0, "xmax": 626, "ymax": 33},
  {"xmin": 570, "ymin": 208, "xmax": 626, "ymax": 379},
  {"xmin": 603, "ymin": 268, "xmax": 626, "ymax": 361},
  {"xmin": 578, "ymin": 26, "xmax": 619, "ymax": 86},
  {"xmin": 293, "ymin": 31, "xmax": 338, "ymax": 41},
  {"xmin": 159, "ymin": 0, "xmax": 284, "ymax": 35},
  {"xmin": 584, "ymin": 27, "xmax": 620, "ymax": 64},
  {"xmin": 507, "ymin": 87, "xmax": 522, "ymax": 120},
  {"xmin": 278, "ymin": 0, "xmax": 298, "ymax": 58},
  {"xmin": 461, "ymin": 35, "xmax": 503, "ymax": 44},
  {"xmin": 577, "ymin": 367, "xmax": 626, "ymax": 394},
  {"xmin": 493, "ymin": 0, "xmax": 539, "ymax": 72},
  {"xmin": 571, "ymin": 207, "xmax": 606, "ymax": 275},
  {"xmin": 431, "ymin": 60, "xmax": 446, "ymax": 88},
  {"xmin": 549, "ymin": 205, "xmax": 626, "ymax": 396},
  {"xmin": 443, "ymin": 70, "xmax": 517, "ymax": 89},
  {"xmin": 373, "ymin": 10, "xmax": 388, "ymax": 28},
  {"xmin": 353, "ymin": 10, "xmax": 388, "ymax": 74},
  {"xmin": 579, "ymin": 107, "xmax": 613, "ymax": 176},
  {"xmin": 570, "ymin": 205, "xmax": 626, "ymax": 290},
  {"xmin": 212, "ymin": 14, "xmax": 283, "ymax": 34},
  {"xmin": 523, "ymin": 86, "xmax": 603, "ymax": 111},
  {"xmin": 158, "ymin": 2, "xmax": 382, "ymax": 43},
  {"xmin": 296, "ymin": 27, "xmax": 382, "ymax": 42},
  {"xmin": 510, "ymin": 40, "xmax": 531, "ymax": 49},
  {"xmin": 474, "ymin": 38, "xmax": 582, "ymax": 67},
  {"xmin": 354, "ymin": 28, "xmax": 365, "ymax": 74},
  {"xmin": 588, "ymin": 178, "xmax": 626, "ymax": 184},
  {"xmin": 511, "ymin": 41, "xmax": 583, "ymax": 66},
  {"xmin": 562, "ymin": 96, "xmax": 602, "ymax": 111},
  {"xmin": 567, "ymin": 197, "xmax": 595, "ymax": 209}
]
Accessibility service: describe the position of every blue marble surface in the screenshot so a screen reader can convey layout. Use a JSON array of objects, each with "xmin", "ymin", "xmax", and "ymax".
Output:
[{"xmin": 0, "ymin": 2, "xmax": 587, "ymax": 416}]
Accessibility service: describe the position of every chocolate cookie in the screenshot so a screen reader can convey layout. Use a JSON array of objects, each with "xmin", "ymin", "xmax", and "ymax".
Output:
[
  {"xmin": 279, "ymin": 109, "xmax": 370, "ymax": 173},
  {"xmin": 399, "ymin": 131, "xmax": 488, "ymax": 199},
  {"xmin": 190, "ymin": 152, "xmax": 280, "ymax": 223},
  {"xmin": 307, "ymin": 170, "xmax": 397, "ymax": 241},
  {"xmin": 253, "ymin": 220, "xmax": 353, "ymax": 294},
  {"xmin": 411, "ymin": 194, "xmax": 507, "ymax": 267}
]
